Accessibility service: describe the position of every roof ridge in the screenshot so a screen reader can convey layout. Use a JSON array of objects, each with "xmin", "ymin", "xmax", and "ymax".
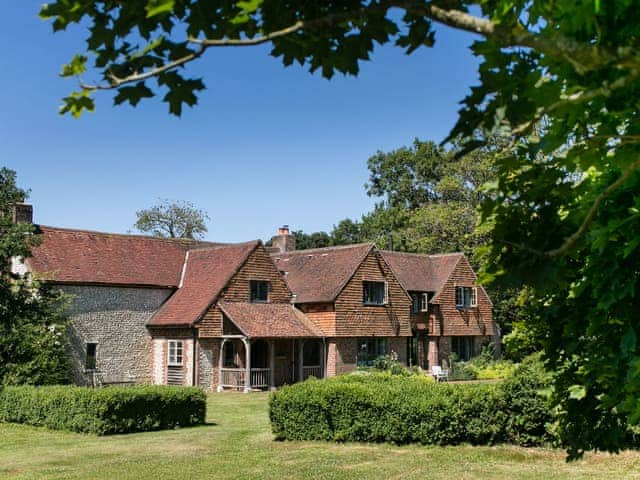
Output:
[
  {"xmin": 271, "ymin": 242, "xmax": 374, "ymax": 256},
  {"xmin": 380, "ymin": 250, "xmax": 464, "ymax": 258},
  {"xmin": 36, "ymin": 224, "xmax": 221, "ymax": 247},
  {"xmin": 186, "ymin": 239, "xmax": 260, "ymax": 252}
]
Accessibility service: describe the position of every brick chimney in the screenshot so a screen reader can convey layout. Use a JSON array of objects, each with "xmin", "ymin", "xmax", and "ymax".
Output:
[
  {"xmin": 270, "ymin": 225, "xmax": 296, "ymax": 253},
  {"xmin": 12, "ymin": 203, "xmax": 33, "ymax": 224}
]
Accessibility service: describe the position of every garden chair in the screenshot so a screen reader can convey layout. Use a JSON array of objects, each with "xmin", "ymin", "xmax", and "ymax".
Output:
[{"xmin": 431, "ymin": 365, "xmax": 449, "ymax": 382}]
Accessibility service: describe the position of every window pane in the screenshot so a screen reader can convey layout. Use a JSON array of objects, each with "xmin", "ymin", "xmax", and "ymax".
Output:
[
  {"xmin": 250, "ymin": 280, "xmax": 269, "ymax": 302},
  {"xmin": 86, "ymin": 343, "xmax": 97, "ymax": 370},
  {"xmin": 363, "ymin": 282, "xmax": 385, "ymax": 305}
]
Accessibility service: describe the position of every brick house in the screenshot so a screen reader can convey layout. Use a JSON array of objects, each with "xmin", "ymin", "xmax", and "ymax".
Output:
[
  {"xmin": 14, "ymin": 204, "xmax": 495, "ymax": 390},
  {"xmin": 381, "ymin": 251, "xmax": 495, "ymax": 367},
  {"xmin": 270, "ymin": 242, "xmax": 413, "ymax": 375}
]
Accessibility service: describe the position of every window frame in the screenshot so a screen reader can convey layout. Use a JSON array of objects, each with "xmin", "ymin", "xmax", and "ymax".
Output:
[
  {"xmin": 167, "ymin": 340, "xmax": 184, "ymax": 367},
  {"xmin": 85, "ymin": 342, "xmax": 97, "ymax": 371},
  {"xmin": 420, "ymin": 292, "xmax": 429, "ymax": 312},
  {"xmin": 362, "ymin": 281, "xmax": 388, "ymax": 306},
  {"xmin": 452, "ymin": 336, "xmax": 476, "ymax": 361},
  {"xmin": 455, "ymin": 286, "xmax": 477, "ymax": 309},
  {"xmin": 249, "ymin": 280, "xmax": 270, "ymax": 303}
]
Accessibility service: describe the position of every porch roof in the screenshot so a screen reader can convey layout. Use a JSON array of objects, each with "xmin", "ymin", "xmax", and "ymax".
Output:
[{"xmin": 219, "ymin": 301, "xmax": 323, "ymax": 338}]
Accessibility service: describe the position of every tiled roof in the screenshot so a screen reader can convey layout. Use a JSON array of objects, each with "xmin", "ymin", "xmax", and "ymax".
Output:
[
  {"xmin": 219, "ymin": 302, "xmax": 323, "ymax": 338},
  {"xmin": 26, "ymin": 225, "xmax": 212, "ymax": 287},
  {"xmin": 380, "ymin": 251, "xmax": 464, "ymax": 295},
  {"xmin": 148, "ymin": 242, "xmax": 260, "ymax": 327},
  {"xmin": 271, "ymin": 243, "xmax": 375, "ymax": 303}
]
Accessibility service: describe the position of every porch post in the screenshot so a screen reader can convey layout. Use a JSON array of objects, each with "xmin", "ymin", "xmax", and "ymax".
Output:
[
  {"xmin": 269, "ymin": 340, "xmax": 276, "ymax": 391},
  {"xmin": 322, "ymin": 339, "xmax": 327, "ymax": 379},
  {"xmin": 243, "ymin": 338, "xmax": 251, "ymax": 393},
  {"xmin": 298, "ymin": 339, "xmax": 304, "ymax": 382},
  {"xmin": 217, "ymin": 339, "xmax": 227, "ymax": 392}
]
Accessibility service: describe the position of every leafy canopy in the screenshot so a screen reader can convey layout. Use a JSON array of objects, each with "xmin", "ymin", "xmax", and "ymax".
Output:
[
  {"xmin": 135, "ymin": 198, "xmax": 209, "ymax": 239},
  {"xmin": 0, "ymin": 168, "xmax": 70, "ymax": 386},
  {"xmin": 42, "ymin": 0, "xmax": 640, "ymax": 458}
]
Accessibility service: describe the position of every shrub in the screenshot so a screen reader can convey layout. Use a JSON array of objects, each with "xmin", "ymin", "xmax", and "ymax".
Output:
[
  {"xmin": 0, "ymin": 385, "xmax": 206, "ymax": 434},
  {"xmin": 270, "ymin": 364, "xmax": 552, "ymax": 447}
]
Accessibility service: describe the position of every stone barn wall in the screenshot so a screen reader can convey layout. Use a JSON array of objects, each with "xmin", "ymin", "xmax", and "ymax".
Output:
[{"xmin": 60, "ymin": 285, "xmax": 173, "ymax": 385}]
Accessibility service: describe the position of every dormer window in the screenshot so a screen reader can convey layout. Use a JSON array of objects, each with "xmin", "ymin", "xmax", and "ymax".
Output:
[
  {"xmin": 411, "ymin": 292, "xmax": 430, "ymax": 313},
  {"xmin": 455, "ymin": 286, "xmax": 477, "ymax": 309},
  {"xmin": 250, "ymin": 280, "xmax": 269, "ymax": 303}
]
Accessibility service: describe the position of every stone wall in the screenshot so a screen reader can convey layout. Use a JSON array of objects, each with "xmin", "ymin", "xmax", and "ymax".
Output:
[{"xmin": 60, "ymin": 285, "xmax": 173, "ymax": 385}]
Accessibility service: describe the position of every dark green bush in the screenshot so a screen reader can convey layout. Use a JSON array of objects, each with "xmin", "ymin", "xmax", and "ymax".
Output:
[
  {"xmin": 0, "ymin": 385, "xmax": 206, "ymax": 434},
  {"xmin": 270, "ymin": 362, "xmax": 553, "ymax": 447}
]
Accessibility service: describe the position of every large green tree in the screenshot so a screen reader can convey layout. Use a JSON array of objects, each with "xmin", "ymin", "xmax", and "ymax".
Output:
[
  {"xmin": 42, "ymin": 0, "xmax": 640, "ymax": 457},
  {"xmin": 0, "ymin": 168, "xmax": 70, "ymax": 385}
]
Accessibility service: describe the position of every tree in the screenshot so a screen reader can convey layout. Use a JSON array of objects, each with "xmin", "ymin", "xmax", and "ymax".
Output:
[
  {"xmin": 135, "ymin": 199, "xmax": 209, "ymax": 239},
  {"xmin": 0, "ymin": 168, "xmax": 70, "ymax": 385},
  {"xmin": 42, "ymin": 1, "xmax": 640, "ymax": 457}
]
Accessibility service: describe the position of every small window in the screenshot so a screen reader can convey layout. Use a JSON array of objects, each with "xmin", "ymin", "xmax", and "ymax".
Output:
[
  {"xmin": 85, "ymin": 343, "xmax": 97, "ymax": 370},
  {"xmin": 168, "ymin": 340, "xmax": 183, "ymax": 366},
  {"xmin": 250, "ymin": 280, "xmax": 269, "ymax": 303},
  {"xmin": 357, "ymin": 338, "xmax": 389, "ymax": 366},
  {"xmin": 455, "ymin": 286, "xmax": 477, "ymax": 308},
  {"xmin": 363, "ymin": 281, "xmax": 387, "ymax": 306},
  {"xmin": 421, "ymin": 292, "xmax": 429, "ymax": 312}
]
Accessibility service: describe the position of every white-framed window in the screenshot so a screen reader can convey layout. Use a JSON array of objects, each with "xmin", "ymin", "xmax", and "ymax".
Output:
[
  {"xmin": 421, "ymin": 293, "xmax": 429, "ymax": 312},
  {"xmin": 455, "ymin": 286, "xmax": 477, "ymax": 308},
  {"xmin": 168, "ymin": 340, "xmax": 184, "ymax": 366},
  {"xmin": 363, "ymin": 281, "xmax": 388, "ymax": 305},
  {"xmin": 357, "ymin": 338, "xmax": 389, "ymax": 366}
]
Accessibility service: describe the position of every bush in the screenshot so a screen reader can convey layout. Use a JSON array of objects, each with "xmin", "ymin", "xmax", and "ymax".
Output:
[
  {"xmin": 270, "ymin": 357, "xmax": 552, "ymax": 447},
  {"xmin": 0, "ymin": 385, "xmax": 206, "ymax": 434}
]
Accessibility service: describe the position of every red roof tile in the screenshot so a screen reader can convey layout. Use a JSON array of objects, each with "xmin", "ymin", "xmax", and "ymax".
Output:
[
  {"xmin": 271, "ymin": 244, "xmax": 374, "ymax": 303},
  {"xmin": 148, "ymin": 242, "xmax": 260, "ymax": 327},
  {"xmin": 26, "ymin": 225, "xmax": 206, "ymax": 287},
  {"xmin": 219, "ymin": 302, "xmax": 323, "ymax": 338},
  {"xmin": 380, "ymin": 251, "xmax": 463, "ymax": 294}
]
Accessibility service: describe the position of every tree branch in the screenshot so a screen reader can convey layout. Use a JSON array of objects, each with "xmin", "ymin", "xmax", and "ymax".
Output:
[
  {"xmin": 78, "ymin": 1, "xmax": 639, "ymax": 96},
  {"xmin": 496, "ymin": 157, "xmax": 640, "ymax": 258},
  {"xmin": 545, "ymin": 157, "xmax": 640, "ymax": 257}
]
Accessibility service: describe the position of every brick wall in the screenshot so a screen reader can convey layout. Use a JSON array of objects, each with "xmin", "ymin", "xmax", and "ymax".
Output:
[
  {"xmin": 198, "ymin": 338, "xmax": 221, "ymax": 391},
  {"xmin": 327, "ymin": 336, "xmax": 409, "ymax": 376},
  {"xmin": 61, "ymin": 285, "xmax": 173, "ymax": 385}
]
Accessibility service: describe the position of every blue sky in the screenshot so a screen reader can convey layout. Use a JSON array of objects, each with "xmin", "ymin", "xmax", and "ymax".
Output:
[{"xmin": 2, "ymin": 3, "xmax": 480, "ymax": 243}]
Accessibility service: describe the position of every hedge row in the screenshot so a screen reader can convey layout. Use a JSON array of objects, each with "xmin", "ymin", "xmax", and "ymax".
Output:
[
  {"xmin": 0, "ymin": 385, "xmax": 206, "ymax": 434},
  {"xmin": 270, "ymin": 357, "xmax": 552, "ymax": 447}
]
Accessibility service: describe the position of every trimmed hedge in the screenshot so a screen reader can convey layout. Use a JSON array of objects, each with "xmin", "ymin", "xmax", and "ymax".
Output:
[
  {"xmin": 0, "ymin": 385, "xmax": 206, "ymax": 434},
  {"xmin": 270, "ymin": 362, "xmax": 552, "ymax": 447}
]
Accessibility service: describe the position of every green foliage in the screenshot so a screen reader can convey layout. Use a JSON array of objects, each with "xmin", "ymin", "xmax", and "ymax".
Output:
[
  {"xmin": 270, "ymin": 364, "xmax": 552, "ymax": 447},
  {"xmin": 0, "ymin": 385, "xmax": 206, "ymax": 434},
  {"xmin": 135, "ymin": 198, "xmax": 209, "ymax": 239},
  {"xmin": 0, "ymin": 168, "xmax": 71, "ymax": 386}
]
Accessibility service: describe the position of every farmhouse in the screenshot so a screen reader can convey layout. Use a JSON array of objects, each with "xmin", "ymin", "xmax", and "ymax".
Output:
[{"xmin": 13, "ymin": 203, "xmax": 495, "ymax": 390}]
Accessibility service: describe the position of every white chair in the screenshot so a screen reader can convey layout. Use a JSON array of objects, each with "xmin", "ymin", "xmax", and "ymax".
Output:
[{"xmin": 431, "ymin": 365, "xmax": 449, "ymax": 382}]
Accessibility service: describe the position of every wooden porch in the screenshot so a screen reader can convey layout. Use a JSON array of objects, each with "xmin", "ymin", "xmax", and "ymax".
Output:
[{"xmin": 217, "ymin": 337, "xmax": 325, "ymax": 392}]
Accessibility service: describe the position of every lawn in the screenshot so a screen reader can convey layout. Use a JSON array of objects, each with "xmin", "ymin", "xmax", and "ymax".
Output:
[{"xmin": 0, "ymin": 393, "xmax": 638, "ymax": 479}]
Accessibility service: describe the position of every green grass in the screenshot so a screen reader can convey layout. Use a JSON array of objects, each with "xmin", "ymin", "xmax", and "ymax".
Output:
[{"xmin": 0, "ymin": 392, "xmax": 638, "ymax": 479}]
